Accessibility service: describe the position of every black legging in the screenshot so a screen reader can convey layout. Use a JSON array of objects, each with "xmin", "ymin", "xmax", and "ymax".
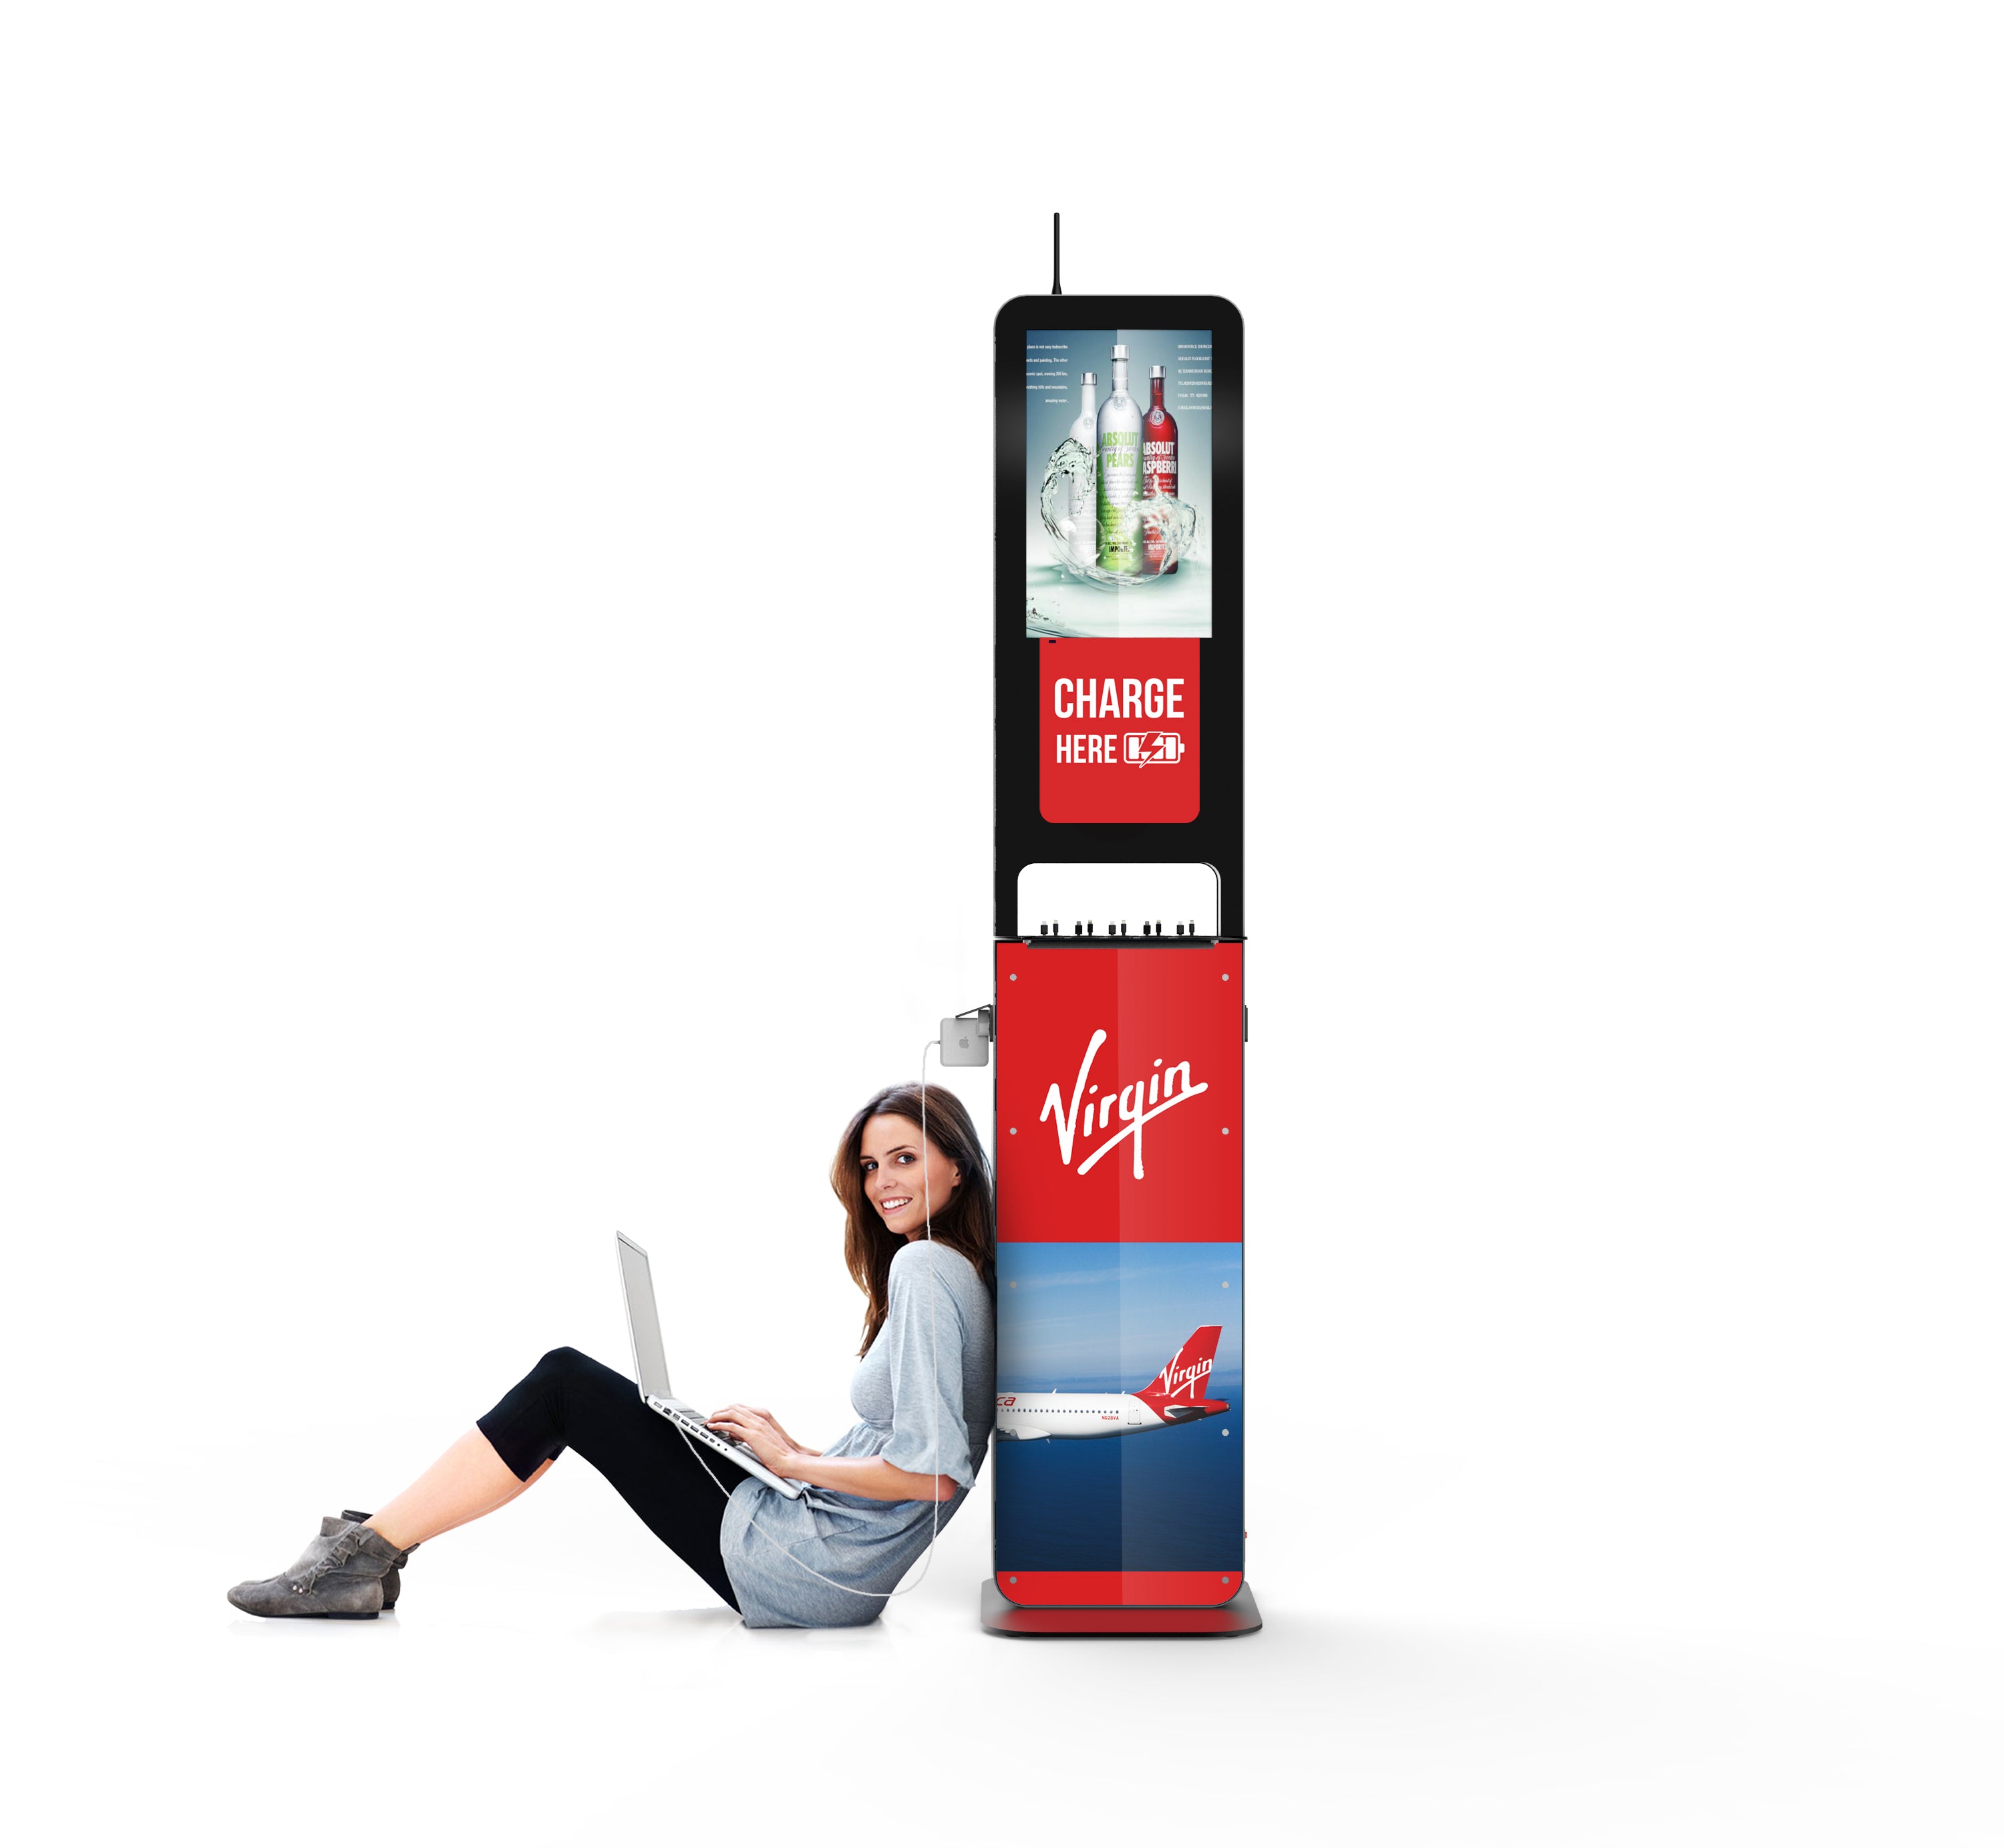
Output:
[{"xmin": 477, "ymin": 1346, "xmax": 749, "ymax": 1611}]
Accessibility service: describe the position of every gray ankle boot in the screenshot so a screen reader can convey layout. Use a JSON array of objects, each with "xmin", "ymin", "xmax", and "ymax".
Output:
[
  {"xmin": 339, "ymin": 1511, "xmax": 413, "ymax": 1609},
  {"xmin": 269, "ymin": 1513, "xmax": 411, "ymax": 1608},
  {"xmin": 226, "ymin": 1516, "xmax": 407, "ymax": 1619}
]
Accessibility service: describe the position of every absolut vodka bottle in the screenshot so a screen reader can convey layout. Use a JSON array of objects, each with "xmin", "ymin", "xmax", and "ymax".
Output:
[
  {"xmin": 1143, "ymin": 362, "xmax": 1180, "ymax": 575},
  {"xmin": 1095, "ymin": 344, "xmax": 1144, "ymax": 575},
  {"xmin": 1066, "ymin": 371, "xmax": 1098, "ymax": 567}
]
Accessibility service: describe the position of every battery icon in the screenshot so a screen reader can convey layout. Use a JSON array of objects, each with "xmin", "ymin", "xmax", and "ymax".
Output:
[{"xmin": 1122, "ymin": 731, "xmax": 1185, "ymax": 765}]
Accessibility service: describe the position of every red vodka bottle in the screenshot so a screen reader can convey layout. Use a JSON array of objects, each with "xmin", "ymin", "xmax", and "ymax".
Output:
[{"xmin": 1142, "ymin": 365, "xmax": 1180, "ymax": 575}]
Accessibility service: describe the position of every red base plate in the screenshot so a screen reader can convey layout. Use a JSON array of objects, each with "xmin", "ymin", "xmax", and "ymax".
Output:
[{"xmin": 980, "ymin": 1579, "xmax": 1261, "ymax": 1637}]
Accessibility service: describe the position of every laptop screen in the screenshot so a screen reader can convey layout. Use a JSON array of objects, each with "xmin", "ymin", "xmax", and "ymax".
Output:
[{"xmin": 617, "ymin": 1235, "xmax": 671, "ymax": 1400}]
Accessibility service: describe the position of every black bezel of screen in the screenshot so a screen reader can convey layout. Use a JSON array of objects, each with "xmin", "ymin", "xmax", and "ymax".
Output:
[{"xmin": 992, "ymin": 295, "xmax": 1244, "ymax": 941}]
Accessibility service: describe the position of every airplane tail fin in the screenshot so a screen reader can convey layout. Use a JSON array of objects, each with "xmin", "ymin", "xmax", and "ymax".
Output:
[{"xmin": 1137, "ymin": 1325, "xmax": 1223, "ymax": 1408}]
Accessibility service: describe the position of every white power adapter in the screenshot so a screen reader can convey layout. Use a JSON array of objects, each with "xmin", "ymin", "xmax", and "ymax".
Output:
[{"xmin": 939, "ymin": 1004, "xmax": 993, "ymax": 1068}]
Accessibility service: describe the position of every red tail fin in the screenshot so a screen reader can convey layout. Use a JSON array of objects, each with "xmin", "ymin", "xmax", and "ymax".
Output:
[{"xmin": 1137, "ymin": 1326, "xmax": 1222, "ymax": 1407}]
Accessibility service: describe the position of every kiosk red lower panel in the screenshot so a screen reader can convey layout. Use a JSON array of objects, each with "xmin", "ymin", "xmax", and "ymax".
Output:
[
  {"xmin": 997, "ymin": 1570, "xmax": 1242, "ymax": 1606},
  {"xmin": 991, "ymin": 941, "xmax": 1244, "ymax": 1609}
]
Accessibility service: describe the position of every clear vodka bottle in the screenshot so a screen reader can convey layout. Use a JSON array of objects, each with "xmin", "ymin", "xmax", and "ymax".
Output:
[
  {"xmin": 1066, "ymin": 371, "xmax": 1098, "ymax": 567},
  {"xmin": 1069, "ymin": 371, "xmax": 1098, "ymax": 452}
]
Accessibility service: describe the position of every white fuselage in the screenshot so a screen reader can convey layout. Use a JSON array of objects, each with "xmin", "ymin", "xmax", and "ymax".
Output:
[{"xmin": 995, "ymin": 1392, "xmax": 1192, "ymax": 1440}]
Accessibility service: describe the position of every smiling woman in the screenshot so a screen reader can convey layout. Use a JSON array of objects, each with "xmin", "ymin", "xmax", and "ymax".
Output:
[
  {"xmin": 223, "ymin": 1083, "xmax": 997, "ymax": 1630},
  {"xmin": 835, "ymin": 1082, "xmax": 997, "ymax": 1356},
  {"xmin": 712, "ymin": 1084, "xmax": 1001, "ymax": 1625}
]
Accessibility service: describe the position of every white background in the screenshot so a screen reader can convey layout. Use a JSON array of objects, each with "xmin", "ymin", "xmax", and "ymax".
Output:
[{"xmin": 3, "ymin": 5, "xmax": 1999, "ymax": 1843}]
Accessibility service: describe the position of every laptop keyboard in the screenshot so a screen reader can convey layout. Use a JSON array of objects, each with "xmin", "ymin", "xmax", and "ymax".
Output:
[{"xmin": 679, "ymin": 1415, "xmax": 743, "ymax": 1452}]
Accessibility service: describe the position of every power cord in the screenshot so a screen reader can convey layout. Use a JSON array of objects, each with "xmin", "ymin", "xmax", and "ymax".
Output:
[{"xmin": 676, "ymin": 1039, "xmax": 947, "ymax": 1601}]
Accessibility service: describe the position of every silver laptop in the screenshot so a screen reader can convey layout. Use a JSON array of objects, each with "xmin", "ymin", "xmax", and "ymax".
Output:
[{"xmin": 616, "ymin": 1232, "xmax": 806, "ymax": 1499}]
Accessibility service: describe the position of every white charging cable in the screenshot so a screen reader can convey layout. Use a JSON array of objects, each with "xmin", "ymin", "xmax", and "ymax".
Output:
[{"xmin": 676, "ymin": 1041, "xmax": 946, "ymax": 1601}]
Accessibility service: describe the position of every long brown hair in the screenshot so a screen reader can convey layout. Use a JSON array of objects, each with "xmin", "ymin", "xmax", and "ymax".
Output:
[{"xmin": 832, "ymin": 1082, "xmax": 995, "ymax": 1356}]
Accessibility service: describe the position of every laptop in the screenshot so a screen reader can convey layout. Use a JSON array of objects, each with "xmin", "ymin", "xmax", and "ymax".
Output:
[{"xmin": 615, "ymin": 1232, "xmax": 807, "ymax": 1499}]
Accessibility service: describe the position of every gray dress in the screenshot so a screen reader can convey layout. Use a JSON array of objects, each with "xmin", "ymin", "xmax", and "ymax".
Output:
[{"xmin": 720, "ymin": 1240, "xmax": 995, "ymax": 1627}]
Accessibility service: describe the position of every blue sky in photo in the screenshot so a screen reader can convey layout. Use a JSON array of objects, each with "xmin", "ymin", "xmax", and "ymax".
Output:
[{"xmin": 997, "ymin": 1241, "xmax": 1242, "ymax": 1394}]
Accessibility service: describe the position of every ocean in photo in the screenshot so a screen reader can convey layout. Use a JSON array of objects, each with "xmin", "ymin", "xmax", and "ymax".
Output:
[{"xmin": 991, "ymin": 1369, "xmax": 1244, "ymax": 1571}]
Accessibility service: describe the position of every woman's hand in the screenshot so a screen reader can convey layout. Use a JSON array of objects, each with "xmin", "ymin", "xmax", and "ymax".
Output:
[{"xmin": 706, "ymin": 1404, "xmax": 816, "ymax": 1474}]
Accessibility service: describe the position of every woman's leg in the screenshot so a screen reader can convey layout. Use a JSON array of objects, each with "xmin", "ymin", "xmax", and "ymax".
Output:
[
  {"xmin": 371, "ymin": 1346, "xmax": 751, "ymax": 1609},
  {"xmin": 363, "ymin": 1436, "xmax": 554, "ymax": 1551}
]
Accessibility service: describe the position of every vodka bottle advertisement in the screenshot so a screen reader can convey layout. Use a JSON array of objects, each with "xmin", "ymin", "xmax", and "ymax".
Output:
[
  {"xmin": 1024, "ymin": 327, "xmax": 1211, "ymax": 639},
  {"xmin": 1063, "ymin": 371, "xmax": 1098, "ymax": 570},
  {"xmin": 1143, "ymin": 363, "xmax": 1179, "ymax": 575},
  {"xmin": 1094, "ymin": 344, "xmax": 1144, "ymax": 575}
]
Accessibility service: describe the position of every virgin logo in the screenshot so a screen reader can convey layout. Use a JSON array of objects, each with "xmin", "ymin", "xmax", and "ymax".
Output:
[
  {"xmin": 1158, "ymin": 1357, "xmax": 1212, "ymax": 1399},
  {"xmin": 1039, "ymin": 1028, "xmax": 1210, "ymax": 1180}
]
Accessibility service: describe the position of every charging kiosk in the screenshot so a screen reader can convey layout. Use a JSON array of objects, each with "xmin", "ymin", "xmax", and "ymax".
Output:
[{"xmin": 982, "ymin": 290, "xmax": 1257, "ymax": 1637}]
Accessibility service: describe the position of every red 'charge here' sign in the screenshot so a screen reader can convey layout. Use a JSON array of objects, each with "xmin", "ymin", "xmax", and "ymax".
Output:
[{"xmin": 1038, "ymin": 638, "xmax": 1200, "ymax": 824}]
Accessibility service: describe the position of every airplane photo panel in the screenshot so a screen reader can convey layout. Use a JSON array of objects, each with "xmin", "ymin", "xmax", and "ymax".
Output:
[{"xmin": 993, "ymin": 1241, "xmax": 1243, "ymax": 1575}]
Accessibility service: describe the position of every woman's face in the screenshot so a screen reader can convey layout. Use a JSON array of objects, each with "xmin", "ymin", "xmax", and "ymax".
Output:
[{"xmin": 859, "ymin": 1112, "xmax": 962, "ymax": 1242}]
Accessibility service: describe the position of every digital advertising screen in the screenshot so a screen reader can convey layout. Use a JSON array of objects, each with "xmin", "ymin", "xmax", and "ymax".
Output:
[{"xmin": 1023, "ymin": 327, "xmax": 1213, "ymax": 640}]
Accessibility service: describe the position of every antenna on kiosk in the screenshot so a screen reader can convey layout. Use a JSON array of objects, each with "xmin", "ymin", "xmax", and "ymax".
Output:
[{"xmin": 1052, "ymin": 211, "xmax": 1061, "ymax": 295}]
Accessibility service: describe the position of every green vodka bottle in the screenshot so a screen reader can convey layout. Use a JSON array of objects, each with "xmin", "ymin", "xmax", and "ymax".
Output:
[{"xmin": 1095, "ymin": 343, "xmax": 1143, "ymax": 574}]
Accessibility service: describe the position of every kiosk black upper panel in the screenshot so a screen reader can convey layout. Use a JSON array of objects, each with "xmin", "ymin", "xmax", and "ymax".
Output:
[{"xmin": 993, "ymin": 296, "xmax": 1244, "ymax": 942}]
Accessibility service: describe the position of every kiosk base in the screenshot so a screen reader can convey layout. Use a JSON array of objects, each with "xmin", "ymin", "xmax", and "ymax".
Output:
[{"xmin": 979, "ymin": 1579, "xmax": 1262, "ymax": 1638}]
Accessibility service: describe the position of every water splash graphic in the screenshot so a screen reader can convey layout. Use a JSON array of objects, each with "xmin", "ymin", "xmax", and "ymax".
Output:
[{"xmin": 1038, "ymin": 439, "xmax": 1199, "ymax": 587}]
